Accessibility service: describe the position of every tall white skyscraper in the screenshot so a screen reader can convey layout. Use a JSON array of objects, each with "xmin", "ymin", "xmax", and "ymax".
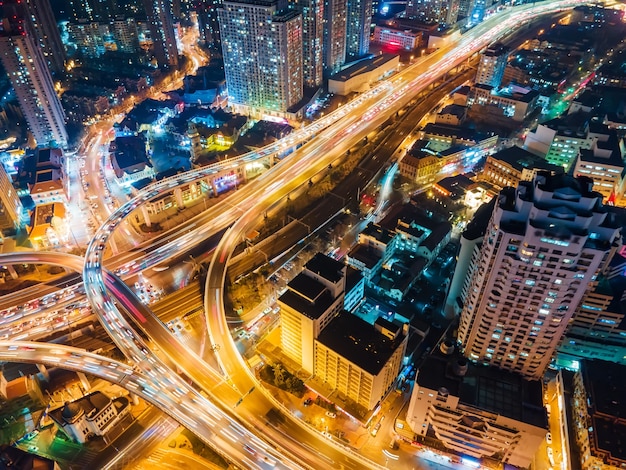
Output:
[
  {"xmin": 0, "ymin": 17, "xmax": 68, "ymax": 147},
  {"xmin": 453, "ymin": 173, "xmax": 621, "ymax": 379},
  {"xmin": 218, "ymin": 0, "xmax": 303, "ymax": 115}
]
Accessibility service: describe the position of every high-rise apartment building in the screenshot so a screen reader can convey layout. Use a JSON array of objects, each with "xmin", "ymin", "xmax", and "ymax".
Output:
[
  {"xmin": 66, "ymin": 0, "xmax": 119, "ymax": 22},
  {"xmin": 2, "ymin": 0, "xmax": 65, "ymax": 76},
  {"xmin": 196, "ymin": 0, "xmax": 222, "ymax": 51},
  {"xmin": 142, "ymin": 0, "xmax": 179, "ymax": 67},
  {"xmin": 0, "ymin": 164, "xmax": 23, "ymax": 236},
  {"xmin": 453, "ymin": 173, "xmax": 621, "ymax": 379},
  {"xmin": 112, "ymin": 18, "xmax": 139, "ymax": 52},
  {"xmin": 292, "ymin": 0, "xmax": 324, "ymax": 87},
  {"xmin": 345, "ymin": 0, "xmax": 372, "ymax": 60},
  {"xmin": 323, "ymin": 0, "xmax": 347, "ymax": 76},
  {"xmin": 406, "ymin": 0, "xmax": 460, "ymax": 26},
  {"xmin": 475, "ymin": 43, "xmax": 509, "ymax": 89},
  {"xmin": 219, "ymin": 0, "xmax": 303, "ymax": 116},
  {"xmin": 0, "ymin": 16, "xmax": 68, "ymax": 147}
]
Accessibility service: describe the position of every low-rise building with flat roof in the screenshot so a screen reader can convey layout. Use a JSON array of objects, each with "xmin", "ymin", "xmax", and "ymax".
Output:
[{"xmin": 328, "ymin": 54, "xmax": 399, "ymax": 95}]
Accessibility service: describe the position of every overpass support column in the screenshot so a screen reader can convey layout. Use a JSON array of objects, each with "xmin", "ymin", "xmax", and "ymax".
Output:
[
  {"xmin": 140, "ymin": 205, "xmax": 152, "ymax": 228},
  {"xmin": 207, "ymin": 177, "xmax": 218, "ymax": 197},
  {"xmin": 6, "ymin": 264, "xmax": 17, "ymax": 279},
  {"xmin": 77, "ymin": 372, "xmax": 91, "ymax": 392},
  {"xmin": 174, "ymin": 188, "xmax": 184, "ymax": 209},
  {"xmin": 36, "ymin": 364, "xmax": 50, "ymax": 381}
]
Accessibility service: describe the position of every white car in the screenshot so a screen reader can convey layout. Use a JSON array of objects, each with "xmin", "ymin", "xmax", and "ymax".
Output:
[
  {"xmin": 547, "ymin": 447, "xmax": 555, "ymax": 466},
  {"xmin": 546, "ymin": 432, "xmax": 552, "ymax": 445}
]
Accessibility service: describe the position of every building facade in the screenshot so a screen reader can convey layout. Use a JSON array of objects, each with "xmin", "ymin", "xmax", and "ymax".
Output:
[
  {"xmin": 0, "ymin": 164, "xmax": 23, "ymax": 236},
  {"xmin": 0, "ymin": 16, "xmax": 67, "ymax": 147},
  {"xmin": 323, "ymin": 0, "xmax": 347, "ymax": 76},
  {"xmin": 405, "ymin": 349, "xmax": 547, "ymax": 467},
  {"xmin": 142, "ymin": 0, "xmax": 179, "ymax": 67},
  {"xmin": 315, "ymin": 314, "xmax": 407, "ymax": 410},
  {"xmin": 219, "ymin": 0, "xmax": 303, "ymax": 116},
  {"xmin": 475, "ymin": 43, "xmax": 509, "ymax": 89},
  {"xmin": 456, "ymin": 173, "xmax": 621, "ymax": 379},
  {"xmin": 293, "ymin": 0, "xmax": 324, "ymax": 87},
  {"xmin": 279, "ymin": 254, "xmax": 346, "ymax": 373},
  {"xmin": 345, "ymin": 0, "xmax": 372, "ymax": 60},
  {"xmin": 406, "ymin": 0, "xmax": 460, "ymax": 26},
  {"xmin": 3, "ymin": 0, "xmax": 65, "ymax": 76},
  {"xmin": 50, "ymin": 392, "xmax": 130, "ymax": 444}
]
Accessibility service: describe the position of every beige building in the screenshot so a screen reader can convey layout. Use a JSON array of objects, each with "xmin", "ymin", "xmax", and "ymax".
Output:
[
  {"xmin": 315, "ymin": 313, "xmax": 407, "ymax": 410},
  {"xmin": 49, "ymin": 391, "xmax": 130, "ymax": 444},
  {"xmin": 481, "ymin": 145, "xmax": 563, "ymax": 190},
  {"xmin": 279, "ymin": 254, "xmax": 346, "ymax": 373}
]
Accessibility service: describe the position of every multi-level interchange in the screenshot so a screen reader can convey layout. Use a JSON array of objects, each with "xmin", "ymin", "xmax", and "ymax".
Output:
[{"xmin": 1, "ymin": 0, "xmax": 626, "ymax": 469}]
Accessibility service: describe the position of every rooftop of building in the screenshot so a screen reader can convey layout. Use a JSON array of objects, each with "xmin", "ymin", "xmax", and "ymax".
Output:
[
  {"xmin": 316, "ymin": 311, "xmax": 405, "ymax": 376},
  {"xmin": 421, "ymin": 223, "xmax": 451, "ymax": 252},
  {"xmin": 381, "ymin": 202, "xmax": 447, "ymax": 234},
  {"xmin": 489, "ymin": 145, "xmax": 564, "ymax": 174},
  {"xmin": 305, "ymin": 253, "xmax": 345, "ymax": 284},
  {"xmin": 49, "ymin": 391, "xmax": 113, "ymax": 425},
  {"xmin": 462, "ymin": 196, "xmax": 497, "ymax": 242},
  {"xmin": 329, "ymin": 53, "xmax": 399, "ymax": 82},
  {"xmin": 279, "ymin": 274, "xmax": 336, "ymax": 320},
  {"xmin": 435, "ymin": 174, "xmax": 474, "ymax": 196},
  {"xmin": 582, "ymin": 359, "xmax": 626, "ymax": 462},
  {"xmin": 484, "ymin": 42, "xmax": 509, "ymax": 57},
  {"xmin": 222, "ymin": 0, "xmax": 278, "ymax": 6},
  {"xmin": 543, "ymin": 110, "xmax": 591, "ymax": 135},
  {"xmin": 578, "ymin": 132, "xmax": 624, "ymax": 167},
  {"xmin": 273, "ymin": 9, "xmax": 300, "ymax": 22},
  {"xmin": 361, "ymin": 222, "xmax": 396, "ymax": 245},
  {"xmin": 418, "ymin": 349, "xmax": 545, "ymax": 428},
  {"xmin": 345, "ymin": 265, "xmax": 363, "ymax": 294},
  {"xmin": 347, "ymin": 244, "xmax": 382, "ymax": 269},
  {"xmin": 421, "ymin": 123, "xmax": 487, "ymax": 142},
  {"xmin": 111, "ymin": 134, "xmax": 151, "ymax": 171},
  {"xmin": 572, "ymin": 89, "xmax": 603, "ymax": 109},
  {"xmin": 439, "ymin": 104, "xmax": 467, "ymax": 118},
  {"xmin": 0, "ymin": 445, "xmax": 58, "ymax": 470}
]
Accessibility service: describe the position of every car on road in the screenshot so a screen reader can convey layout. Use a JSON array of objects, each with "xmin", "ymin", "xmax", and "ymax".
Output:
[
  {"xmin": 546, "ymin": 432, "xmax": 552, "ymax": 445},
  {"xmin": 325, "ymin": 411, "xmax": 337, "ymax": 418}
]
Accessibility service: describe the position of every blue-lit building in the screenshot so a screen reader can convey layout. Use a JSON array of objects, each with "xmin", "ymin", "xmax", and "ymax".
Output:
[{"xmin": 218, "ymin": 0, "xmax": 303, "ymax": 117}]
